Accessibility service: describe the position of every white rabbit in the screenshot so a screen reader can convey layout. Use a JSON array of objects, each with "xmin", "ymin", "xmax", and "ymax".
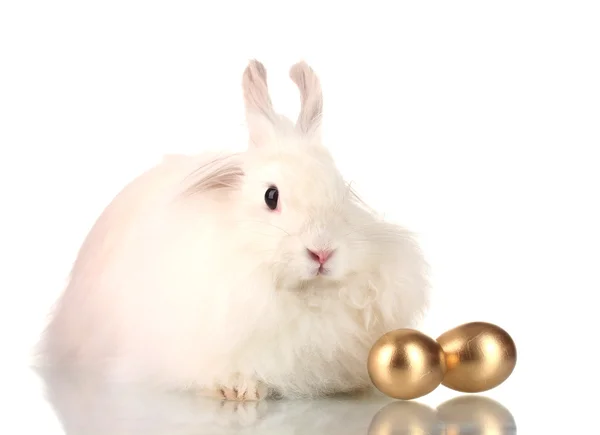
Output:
[{"xmin": 36, "ymin": 60, "xmax": 430, "ymax": 401}]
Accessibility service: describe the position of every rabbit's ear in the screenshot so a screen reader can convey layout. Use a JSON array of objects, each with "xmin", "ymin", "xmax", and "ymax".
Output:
[
  {"xmin": 242, "ymin": 59, "xmax": 277, "ymax": 148},
  {"xmin": 289, "ymin": 61, "xmax": 323, "ymax": 138}
]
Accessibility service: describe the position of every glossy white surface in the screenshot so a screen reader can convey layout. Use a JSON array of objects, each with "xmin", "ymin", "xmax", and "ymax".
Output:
[
  {"xmin": 7, "ymin": 366, "xmax": 519, "ymax": 435},
  {"xmin": 3, "ymin": 354, "xmax": 593, "ymax": 434},
  {"xmin": 2, "ymin": 1, "xmax": 599, "ymax": 434}
]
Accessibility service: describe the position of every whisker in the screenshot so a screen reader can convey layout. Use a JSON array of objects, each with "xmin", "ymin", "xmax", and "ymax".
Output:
[
  {"xmin": 245, "ymin": 232, "xmax": 283, "ymax": 238},
  {"xmin": 340, "ymin": 221, "xmax": 388, "ymax": 238},
  {"xmin": 234, "ymin": 220, "xmax": 291, "ymax": 236},
  {"xmin": 246, "ymin": 249, "xmax": 279, "ymax": 257},
  {"xmin": 345, "ymin": 228, "xmax": 415, "ymax": 247}
]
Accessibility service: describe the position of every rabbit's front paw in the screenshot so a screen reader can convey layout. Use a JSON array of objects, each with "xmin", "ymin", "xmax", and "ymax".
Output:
[{"xmin": 217, "ymin": 375, "xmax": 268, "ymax": 401}]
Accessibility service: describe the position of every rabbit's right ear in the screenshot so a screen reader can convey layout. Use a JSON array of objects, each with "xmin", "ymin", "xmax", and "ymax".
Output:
[
  {"xmin": 242, "ymin": 59, "xmax": 277, "ymax": 148},
  {"xmin": 289, "ymin": 61, "xmax": 323, "ymax": 139}
]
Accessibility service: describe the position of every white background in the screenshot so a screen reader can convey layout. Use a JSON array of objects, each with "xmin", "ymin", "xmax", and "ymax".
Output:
[{"xmin": 1, "ymin": 1, "xmax": 599, "ymax": 433}]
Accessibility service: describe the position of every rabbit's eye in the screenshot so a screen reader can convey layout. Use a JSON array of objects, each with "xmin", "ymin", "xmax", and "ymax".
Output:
[{"xmin": 264, "ymin": 186, "xmax": 279, "ymax": 210}]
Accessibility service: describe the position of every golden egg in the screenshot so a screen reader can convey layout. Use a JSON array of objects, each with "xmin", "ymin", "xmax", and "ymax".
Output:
[
  {"xmin": 436, "ymin": 322, "xmax": 517, "ymax": 393},
  {"xmin": 367, "ymin": 329, "xmax": 446, "ymax": 400}
]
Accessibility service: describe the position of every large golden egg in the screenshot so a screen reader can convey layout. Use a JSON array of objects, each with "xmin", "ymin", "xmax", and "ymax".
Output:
[
  {"xmin": 436, "ymin": 321, "xmax": 517, "ymax": 393},
  {"xmin": 367, "ymin": 329, "xmax": 446, "ymax": 400}
]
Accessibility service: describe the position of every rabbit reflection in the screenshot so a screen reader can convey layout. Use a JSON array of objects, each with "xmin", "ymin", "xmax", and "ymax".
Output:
[
  {"xmin": 38, "ymin": 367, "xmax": 387, "ymax": 435},
  {"xmin": 39, "ymin": 367, "xmax": 515, "ymax": 435}
]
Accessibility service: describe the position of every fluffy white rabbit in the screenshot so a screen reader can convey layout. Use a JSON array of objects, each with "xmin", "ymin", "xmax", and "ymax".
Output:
[{"xmin": 37, "ymin": 60, "xmax": 429, "ymax": 401}]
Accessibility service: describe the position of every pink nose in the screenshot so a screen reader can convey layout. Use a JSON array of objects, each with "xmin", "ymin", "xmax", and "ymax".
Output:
[{"xmin": 307, "ymin": 249, "xmax": 334, "ymax": 265}]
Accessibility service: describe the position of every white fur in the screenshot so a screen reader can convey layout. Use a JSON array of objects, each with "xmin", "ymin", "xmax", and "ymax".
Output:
[{"xmin": 36, "ymin": 60, "xmax": 430, "ymax": 400}]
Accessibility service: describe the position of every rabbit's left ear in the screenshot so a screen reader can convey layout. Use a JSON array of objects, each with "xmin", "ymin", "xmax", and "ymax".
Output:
[
  {"xmin": 289, "ymin": 61, "xmax": 323, "ymax": 139},
  {"xmin": 242, "ymin": 59, "xmax": 277, "ymax": 148}
]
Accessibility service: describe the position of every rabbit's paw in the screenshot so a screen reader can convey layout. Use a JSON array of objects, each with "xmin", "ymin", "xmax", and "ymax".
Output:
[{"xmin": 217, "ymin": 375, "xmax": 268, "ymax": 401}]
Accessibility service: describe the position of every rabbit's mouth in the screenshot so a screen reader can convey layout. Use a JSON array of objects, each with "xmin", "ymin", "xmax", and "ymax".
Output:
[
  {"xmin": 317, "ymin": 265, "xmax": 331, "ymax": 276},
  {"xmin": 307, "ymin": 263, "xmax": 337, "ymax": 281}
]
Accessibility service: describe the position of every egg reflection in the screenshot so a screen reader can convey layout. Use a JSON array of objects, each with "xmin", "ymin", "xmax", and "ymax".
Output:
[
  {"xmin": 437, "ymin": 396, "xmax": 517, "ymax": 435},
  {"xmin": 367, "ymin": 401, "xmax": 441, "ymax": 435},
  {"xmin": 368, "ymin": 395, "xmax": 516, "ymax": 435}
]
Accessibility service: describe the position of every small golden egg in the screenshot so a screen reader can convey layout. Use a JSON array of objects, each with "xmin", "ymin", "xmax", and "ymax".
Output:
[
  {"xmin": 367, "ymin": 329, "xmax": 446, "ymax": 400},
  {"xmin": 436, "ymin": 321, "xmax": 517, "ymax": 393}
]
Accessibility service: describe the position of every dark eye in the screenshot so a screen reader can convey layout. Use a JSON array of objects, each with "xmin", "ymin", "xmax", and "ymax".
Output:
[{"xmin": 264, "ymin": 185, "xmax": 279, "ymax": 210}]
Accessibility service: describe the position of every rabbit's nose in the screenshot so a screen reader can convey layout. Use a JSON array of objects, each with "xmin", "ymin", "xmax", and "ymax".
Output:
[{"xmin": 307, "ymin": 249, "xmax": 335, "ymax": 265}]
